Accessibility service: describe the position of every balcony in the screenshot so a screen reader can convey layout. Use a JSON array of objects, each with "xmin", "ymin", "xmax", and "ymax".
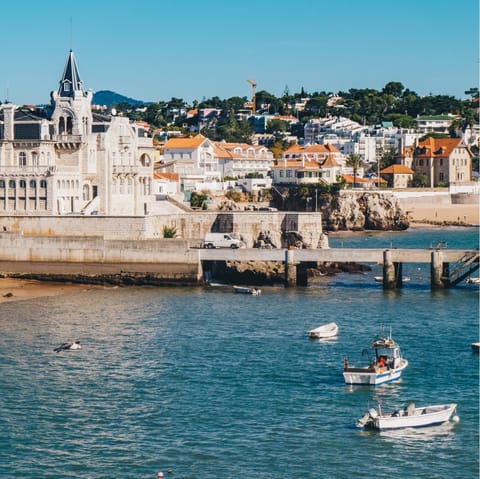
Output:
[{"xmin": 53, "ymin": 135, "xmax": 83, "ymax": 149}]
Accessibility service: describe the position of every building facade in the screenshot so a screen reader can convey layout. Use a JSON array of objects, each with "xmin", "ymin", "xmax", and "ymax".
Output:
[{"xmin": 0, "ymin": 50, "xmax": 155, "ymax": 216}]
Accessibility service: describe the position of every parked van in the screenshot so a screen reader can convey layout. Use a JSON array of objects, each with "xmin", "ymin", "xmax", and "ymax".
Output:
[{"xmin": 203, "ymin": 233, "xmax": 245, "ymax": 249}]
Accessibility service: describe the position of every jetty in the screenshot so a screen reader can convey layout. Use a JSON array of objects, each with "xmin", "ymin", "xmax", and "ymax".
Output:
[
  {"xmin": 200, "ymin": 247, "xmax": 479, "ymax": 288},
  {"xmin": 0, "ymin": 232, "xmax": 477, "ymax": 289}
]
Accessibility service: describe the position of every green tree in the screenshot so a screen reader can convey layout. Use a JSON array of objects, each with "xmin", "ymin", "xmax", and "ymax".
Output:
[{"xmin": 346, "ymin": 153, "xmax": 365, "ymax": 188}]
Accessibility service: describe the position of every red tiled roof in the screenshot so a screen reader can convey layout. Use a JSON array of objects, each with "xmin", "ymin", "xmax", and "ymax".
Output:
[{"xmin": 380, "ymin": 164, "xmax": 414, "ymax": 174}]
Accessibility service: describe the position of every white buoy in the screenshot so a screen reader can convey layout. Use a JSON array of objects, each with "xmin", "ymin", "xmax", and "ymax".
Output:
[
  {"xmin": 452, "ymin": 415, "xmax": 460, "ymax": 423},
  {"xmin": 157, "ymin": 472, "xmax": 164, "ymax": 478}
]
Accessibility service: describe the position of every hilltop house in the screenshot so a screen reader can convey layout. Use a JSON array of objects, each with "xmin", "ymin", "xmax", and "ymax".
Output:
[{"xmin": 0, "ymin": 50, "xmax": 155, "ymax": 216}]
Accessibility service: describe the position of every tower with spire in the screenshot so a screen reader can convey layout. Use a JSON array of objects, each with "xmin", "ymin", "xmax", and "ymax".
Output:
[{"xmin": 50, "ymin": 50, "xmax": 93, "ymax": 136}]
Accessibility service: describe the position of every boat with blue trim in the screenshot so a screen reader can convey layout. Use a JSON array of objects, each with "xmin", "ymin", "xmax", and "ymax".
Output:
[{"xmin": 343, "ymin": 330, "xmax": 408, "ymax": 386}]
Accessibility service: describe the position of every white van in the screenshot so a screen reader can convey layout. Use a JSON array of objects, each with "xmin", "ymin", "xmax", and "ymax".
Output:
[{"xmin": 203, "ymin": 233, "xmax": 245, "ymax": 249}]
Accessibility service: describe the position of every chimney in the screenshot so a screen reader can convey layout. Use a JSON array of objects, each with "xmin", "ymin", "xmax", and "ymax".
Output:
[{"xmin": 2, "ymin": 103, "xmax": 16, "ymax": 140}]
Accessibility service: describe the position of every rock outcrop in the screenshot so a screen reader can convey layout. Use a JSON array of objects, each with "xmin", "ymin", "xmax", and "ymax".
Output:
[{"xmin": 320, "ymin": 192, "xmax": 409, "ymax": 231}]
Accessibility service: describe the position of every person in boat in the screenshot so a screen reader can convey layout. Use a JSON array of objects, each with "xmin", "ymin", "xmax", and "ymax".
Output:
[{"xmin": 378, "ymin": 356, "xmax": 386, "ymax": 368}]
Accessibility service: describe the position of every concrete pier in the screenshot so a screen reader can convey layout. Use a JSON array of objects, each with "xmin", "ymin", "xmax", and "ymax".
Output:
[{"xmin": 431, "ymin": 250, "xmax": 445, "ymax": 289}]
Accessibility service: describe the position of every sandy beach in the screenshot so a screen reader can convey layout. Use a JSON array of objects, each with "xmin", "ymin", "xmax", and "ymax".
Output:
[
  {"xmin": 406, "ymin": 203, "xmax": 479, "ymax": 227},
  {"xmin": 0, "ymin": 278, "xmax": 100, "ymax": 304}
]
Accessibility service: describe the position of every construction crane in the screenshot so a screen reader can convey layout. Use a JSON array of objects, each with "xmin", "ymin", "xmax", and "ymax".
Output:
[{"xmin": 246, "ymin": 79, "xmax": 257, "ymax": 113}]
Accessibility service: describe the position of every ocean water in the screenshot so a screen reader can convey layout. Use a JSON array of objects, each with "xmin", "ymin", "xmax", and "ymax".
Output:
[{"xmin": 0, "ymin": 227, "xmax": 478, "ymax": 479}]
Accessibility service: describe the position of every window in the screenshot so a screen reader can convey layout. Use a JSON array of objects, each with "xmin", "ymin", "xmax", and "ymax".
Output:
[
  {"xmin": 30, "ymin": 180, "xmax": 36, "ymax": 188},
  {"xmin": 19, "ymin": 180, "xmax": 26, "ymax": 188},
  {"xmin": 40, "ymin": 180, "xmax": 47, "ymax": 189},
  {"xmin": 0, "ymin": 180, "xmax": 4, "ymax": 188},
  {"xmin": 9, "ymin": 180, "xmax": 16, "ymax": 188},
  {"xmin": 19, "ymin": 152, "xmax": 27, "ymax": 167},
  {"xmin": 83, "ymin": 184, "xmax": 90, "ymax": 201}
]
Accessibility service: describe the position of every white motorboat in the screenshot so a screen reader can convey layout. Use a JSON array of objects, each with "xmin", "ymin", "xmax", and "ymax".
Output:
[
  {"xmin": 308, "ymin": 322, "xmax": 339, "ymax": 339},
  {"xmin": 466, "ymin": 277, "xmax": 480, "ymax": 285},
  {"xmin": 343, "ymin": 330, "xmax": 408, "ymax": 385},
  {"xmin": 233, "ymin": 285, "xmax": 261, "ymax": 295},
  {"xmin": 356, "ymin": 402, "xmax": 458, "ymax": 430},
  {"xmin": 374, "ymin": 276, "xmax": 410, "ymax": 283},
  {"xmin": 471, "ymin": 342, "xmax": 480, "ymax": 353}
]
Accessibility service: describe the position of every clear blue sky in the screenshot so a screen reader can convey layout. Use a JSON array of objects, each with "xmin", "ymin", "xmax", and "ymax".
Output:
[{"xmin": 2, "ymin": 0, "xmax": 478, "ymax": 106}]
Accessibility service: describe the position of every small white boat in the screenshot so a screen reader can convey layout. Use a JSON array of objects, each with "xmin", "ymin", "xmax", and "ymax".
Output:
[
  {"xmin": 233, "ymin": 285, "xmax": 261, "ymax": 296},
  {"xmin": 308, "ymin": 322, "xmax": 339, "ymax": 339},
  {"xmin": 357, "ymin": 402, "xmax": 458, "ymax": 430},
  {"xmin": 374, "ymin": 276, "xmax": 410, "ymax": 283},
  {"xmin": 343, "ymin": 329, "xmax": 408, "ymax": 386},
  {"xmin": 472, "ymin": 342, "xmax": 480, "ymax": 353},
  {"xmin": 466, "ymin": 277, "xmax": 480, "ymax": 285}
]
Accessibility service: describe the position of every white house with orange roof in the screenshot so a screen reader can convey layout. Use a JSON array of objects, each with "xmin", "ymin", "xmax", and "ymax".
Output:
[
  {"xmin": 409, "ymin": 137, "xmax": 472, "ymax": 187},
  {"xmin": 160, "ymin": 135, "xmax": 220, "ymax": 190},
  {"xmin": 213, "ymin": 141, "xmax": 274, "ymax": 180},
  {"xmin": 271, "ymin": 144, "xmax": 344, "ymax": 185}
]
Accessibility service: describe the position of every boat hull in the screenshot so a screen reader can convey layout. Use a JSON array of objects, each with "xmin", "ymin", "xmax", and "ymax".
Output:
[
  {"xmin": 343, "ymin": 359, "xmax": 408, "ymax": 386},
  {"xmin": 373, "ymin": 404, "xmax": 457, "ymax": 430},
  {"xmin": 308, "ymin": 322, "xmax": 339, "ymax": 339}
]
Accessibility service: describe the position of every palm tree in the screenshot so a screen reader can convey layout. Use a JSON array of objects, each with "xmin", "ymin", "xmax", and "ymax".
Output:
[{"xmin": 346, "ymin": 153, "xmax": 364, "ymax": 188}]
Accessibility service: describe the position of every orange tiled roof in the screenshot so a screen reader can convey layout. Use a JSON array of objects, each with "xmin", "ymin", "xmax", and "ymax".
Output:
[
  {"xmin": 154, "ymin": 172, "xmax": 180, "ymax": 181},
  {"xmin": 380, "ymin": 164, "xmax": 414, "ymax": 174},
  {"xmin": 322, "ymin": 155, "xmax": 340, "ymax": 167},
  {"xmin": 164, "ymin": 134, "xmax": 207, "ymax": 149},
  {"xmin": 343, "ymin": 175, "xmax": 386, "ymax": 185},
  {"xmin": 415, "ymin": 137, "xmax": 462, "ymax": 158}
]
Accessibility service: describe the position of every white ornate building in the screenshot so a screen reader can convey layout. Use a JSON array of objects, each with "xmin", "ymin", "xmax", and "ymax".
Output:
[{"xmin": 0, "ymin": 50, "xmax": 155, "ymax": 216}]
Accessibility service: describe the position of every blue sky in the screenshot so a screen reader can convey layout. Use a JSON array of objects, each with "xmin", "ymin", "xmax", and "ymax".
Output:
[{"xmin": 1, "ymin": 0, "xmax": 478, "ymax": 106}]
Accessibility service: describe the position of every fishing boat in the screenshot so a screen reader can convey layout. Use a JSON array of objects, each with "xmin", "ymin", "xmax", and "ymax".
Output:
[
  {"xmin": 343, "ymin": 329, "xmax": 408, "ymax": 385},
  {"xmin": 233, "ymin": 285, "xmax": 261, "ymax": 296},
  {"xmin": 307, "ymin": 322, "xmax": 339, "ymax": 339},
  {"xmin": 356, "ymin": 402, "xmax": 458, "ymax": 430}
]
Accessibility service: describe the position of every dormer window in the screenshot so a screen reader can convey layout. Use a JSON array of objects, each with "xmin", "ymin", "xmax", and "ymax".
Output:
[{"xmin": 64, "ymin": 83, "xmax": 70, "ymax": 92}]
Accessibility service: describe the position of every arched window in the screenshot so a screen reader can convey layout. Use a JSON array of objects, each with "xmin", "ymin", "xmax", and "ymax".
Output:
[
  {"xmin": 0, "ymin": 180, "xmax": 5, "ymax": 188},
  {"xmin": 19, "ymin": 152, "xmax": 27, "ymax": 167},
  {"xmin": 30, "ymin": 180, "xmax": 37, "ymax": 188},
  {"xmin": 83, "ymin": 184, "xmax": 90, "ymax": 201},
  {"xmin": 32, "ymin": 152, "xmax": 39, "ymax": 167},
  {"xmin": 120, "ymin": 178, "xmax": 125, "ymax": 194},
  {"xmin": 19, "ymin": 180, "xmax": 26, "ymax": 188},
  {"xmin": 9, "ymin": 180, "xmax": 16, "ymax": 188},
  {"xmin": 67, "ymin": 116, "xmax": 73, "ymax": 134},
  {"xmin": 40, "ymin": 180, "xmax": 47, "ymax": 189},
  {"xmin": 127, "ymin": 177, "xmax": 133, "ymax": 194},
  {"xmin": 140, "ymin": 153, "xmax": 151, "ymax": 167}
]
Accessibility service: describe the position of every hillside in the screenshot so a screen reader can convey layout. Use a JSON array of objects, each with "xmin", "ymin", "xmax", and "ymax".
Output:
[{"xmin": 92, "ymin": 90, "xmax": 144, "ymax": 106}]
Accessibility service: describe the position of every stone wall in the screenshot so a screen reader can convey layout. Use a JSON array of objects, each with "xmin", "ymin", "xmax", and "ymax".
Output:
[
  {"xmin": 0, "ymin": 233, "xmax": 202, "ymax": 284},
  {"xmin": 0, "ymin": 212, "xmax": 323, "ymax": 247}
]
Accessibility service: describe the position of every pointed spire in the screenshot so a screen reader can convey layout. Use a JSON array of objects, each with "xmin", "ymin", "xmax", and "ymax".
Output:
[{"xmin": 58, "ymin": 50, "xmax": 84, "ymax": 98}]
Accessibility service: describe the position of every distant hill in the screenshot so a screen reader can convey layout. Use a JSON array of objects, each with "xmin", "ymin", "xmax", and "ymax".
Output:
[{"xmin": 92, "ymin": 90, "xmax": 145, "ymax": 106}]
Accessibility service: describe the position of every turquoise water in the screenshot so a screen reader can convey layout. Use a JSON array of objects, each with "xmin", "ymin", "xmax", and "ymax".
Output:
[{"xmin": 0, "ymin": 228, "xmax": 478, "ymax": 479}]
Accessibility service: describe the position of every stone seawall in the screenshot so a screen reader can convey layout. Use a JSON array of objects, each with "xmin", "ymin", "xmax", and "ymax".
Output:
[
  {"xmin": 0, "ymin": 234, "xmax": 203, "ymax": 285},
  {"xmin": 0, "ymin": 212, "xmax": 323, "ymax": 247}
]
